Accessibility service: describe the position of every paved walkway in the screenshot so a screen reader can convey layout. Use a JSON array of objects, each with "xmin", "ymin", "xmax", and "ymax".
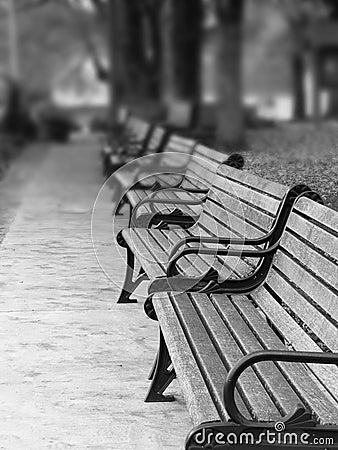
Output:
[{"xmin": 0, "ymin": 138, "xmax": 191, "ymax": 449}]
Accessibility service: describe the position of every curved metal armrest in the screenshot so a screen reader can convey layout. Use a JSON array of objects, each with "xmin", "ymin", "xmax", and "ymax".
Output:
[
  {"xmin": 180, "ymin": 187, "xmax": 209, "ymax": 194},
  {"xmin": 148, "ymin": 187, "xmax": 203, "ymax": 201},
  {"xmin": 132, "ymin": 193, "xmax": 205, "ymax": 220},
  {"xmin": 169, "ymin": 235, "xmax": 271, "ymax": 262},
  {"xmin": 135, "ymin": 172, "xmax": 184, "ymax": 189},
  {"xmin": 224, "ymin": 350, "xmax": 338, "ymax": 427},
  {"xmin": 167, "ymin": 242, "xmax": 279, "ymax": 277}
]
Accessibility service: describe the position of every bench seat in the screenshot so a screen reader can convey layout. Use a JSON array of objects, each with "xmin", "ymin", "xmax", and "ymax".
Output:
[{"xmin": 153, "ymin": 288, "xmax": 338, "ymax": 426}]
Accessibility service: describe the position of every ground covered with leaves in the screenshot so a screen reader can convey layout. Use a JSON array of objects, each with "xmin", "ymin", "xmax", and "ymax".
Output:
[{"xmin": 243, "ymin": 121, "xmax": 338, "ymax": 211}]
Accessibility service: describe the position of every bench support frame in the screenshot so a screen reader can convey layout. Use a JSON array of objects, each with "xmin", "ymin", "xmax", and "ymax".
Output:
[
  {"xmin": 145, "ymin": 329, "xmax": 176, "ymax": 403},
  {"xmin": 116, "ymin": 232, "xmax": 148, "ymax": 303}
]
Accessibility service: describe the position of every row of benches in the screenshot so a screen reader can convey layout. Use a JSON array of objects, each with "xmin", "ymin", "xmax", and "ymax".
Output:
[{"xmin": 104, "ymin": 113, "xmax": 338, "ymax": 448}]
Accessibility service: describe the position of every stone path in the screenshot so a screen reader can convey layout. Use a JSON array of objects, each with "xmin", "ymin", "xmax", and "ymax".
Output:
[{"xmin": 0, "ymin": 137, "xmax": 191, "ymax": 449}]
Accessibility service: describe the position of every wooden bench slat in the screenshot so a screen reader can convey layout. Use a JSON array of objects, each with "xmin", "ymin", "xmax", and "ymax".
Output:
[
  {"xmin": 194, "ymin": 145, "xmax": 229, "ymax": 164},
  {"xmin": 170, "ymin": 293, "xmax": 249, "ymax": 420},
  {"xmin": 217, "ymin": 164, "xmax": 288, "ymax": 199},
  {"xmin": 191, "ymin": 294, "xmax": 291, "ymax": 420},
  {"xmin": 295, "ymin": 197, "xmax": 338, "ymax": 231},
  {"xmin": 200, "ymin": 202, "xmax": 269, "ymax": 239},
  {"xmin": 250, "ymin": 285, "xmax": 338, "ymax": 401},
  {"xmin": 281, "ymin": 230, "xmax": 338, "ymax": 291},
  {"xmin": 287, "ymin": 213, "xmax": 338, "ymax": 262},
  {"xmin": 267, "ymin": 269, "xmax": 338, "ymax": 351},
  {"xmin": 225, "ymin": 295, "xmax": 338, "ymax": 424},
  {"xmin": 121, "ymin": 229, "xmax": 166, "ymax": 277},
  {"xmin": 153, "ymin": 294, "xmax": 221, "ymax": 426},
  {"xmin": 209, "ymin": 191, "xmax": 275, "ymax": 232},
  {"xmin": 273, "ymin": 251, "xmax": 338, "ymax": 323}
]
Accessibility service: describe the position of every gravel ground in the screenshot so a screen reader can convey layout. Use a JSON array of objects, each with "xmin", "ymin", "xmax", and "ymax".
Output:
[{"xmin": 243, "ymin": 121, "xmax": 338, "ymax": 211}]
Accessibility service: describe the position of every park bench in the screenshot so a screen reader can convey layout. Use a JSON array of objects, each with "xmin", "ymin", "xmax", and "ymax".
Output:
[
  {"xmin": 102, "ymin": 116, "xmax": 153, "ymax": 177},
  {"xmin": 117, "ymin": 173, "xmax": 338, "ymax": 447},
  {"xmin": 112, "ymin": 133, "xmax": 198, "ymax": 215},
  {"xmin": 116, "ymin": 164, "xmax": 317, "ymax": 304},
  {"xmin": 114, "ymin": 141, "xmax": 244, "ymax": 226},
  {"xmin": 162, "ymin": 101, "xmax": 217, "ymax": 143}
]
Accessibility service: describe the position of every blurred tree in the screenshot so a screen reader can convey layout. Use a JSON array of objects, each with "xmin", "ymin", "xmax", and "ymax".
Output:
[
  {"xmin": 214, "ymin": 0, "xmax": 244, "ymax": 145},
  {"xmin": 0, "ymin": 0, "xmax": 107, "ymax": 96},
  {"xmin": 160, "ymin": 0, "xmax": 202, "ymax": 114},
  {"xmin": 277, "ymin": 0, "xmax": 333, "ymax": 119}
]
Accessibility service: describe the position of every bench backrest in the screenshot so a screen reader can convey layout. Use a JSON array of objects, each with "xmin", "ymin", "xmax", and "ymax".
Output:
[
  {"xmin": 125, "ymin": 116, "xmax": 151, "ymax": 141},
  {"xmin": 198, "ymin": 164, "xmax": 289, "ymax": 239},
  {"xmin": 181, "ymin": 144, "xmax": 233, "ymax": 190},
  {"xmin": 144, "ymin": 126, "xmax": 168, "ymax": 155},
  {"xmin": 249, "ymin": 197, "xmax": 338, "ymax": 401},
  {"xmin": 194, "ymin": 164, "xmax": 292, "ymax": 278}
]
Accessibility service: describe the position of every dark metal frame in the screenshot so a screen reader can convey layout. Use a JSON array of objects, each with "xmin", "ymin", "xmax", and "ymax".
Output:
[
  {"xmin": 104, "ymin": 124, "xmax": 156, "ymax": 177},
  {"xmin": 127, "ymin": 154, "xmax": 244, "ymax": 227},
  {"xmin": 147, "ymin": 187, "xmax": 323, "ymax": 296}
]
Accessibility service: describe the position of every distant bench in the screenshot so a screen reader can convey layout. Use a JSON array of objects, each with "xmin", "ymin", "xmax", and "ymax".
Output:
[
  {"xmin": 113, "ymin": 132, "xmax": 244, "ymax": 225},
  {"xmin": 116, "ymin": 162, "xmax": 338, "ymax": 447}
]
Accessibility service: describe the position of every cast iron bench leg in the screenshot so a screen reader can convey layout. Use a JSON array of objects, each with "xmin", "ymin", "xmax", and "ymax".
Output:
[
  {"xmin": 117, "ymin": 245, "xmax": 147, "ymax": 303},
  {"xmin": 145, "ymin": 330, "xmax": 176, "ymax": 402}
]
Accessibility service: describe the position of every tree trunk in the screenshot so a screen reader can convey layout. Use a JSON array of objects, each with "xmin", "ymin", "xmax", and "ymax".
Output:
[
  {"xmin": 107, "ymin": 0, "xmax": 122, "ymax": 124},
  {"xmin": 160, "ymin": 0, "xmax": 177, "ymax": 105},
  {"xmin": 215, "ymin": 0, "xmax": 244, "ymax": 147},
  {"xmin": 172, "ymin": 0, "xmax": 202, "ymax": 101},
  {"xmin": 292, "ymin": 52, "xmax": 306, "ymax": 120}
]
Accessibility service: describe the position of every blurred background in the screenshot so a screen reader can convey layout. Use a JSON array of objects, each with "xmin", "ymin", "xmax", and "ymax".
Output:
[
  {"xmin": 2, "ymin": 0, "xmax": 338, "ymax": 137},
  {"xmin": 0, "ymin": 0, "xmax": 337, "ymax": 203}
]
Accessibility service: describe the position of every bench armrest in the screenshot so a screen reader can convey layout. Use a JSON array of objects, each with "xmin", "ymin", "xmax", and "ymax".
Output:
[
  {"xmin": 147, "ymin": 243, "xmax": 279, "ymax": 295},
  {"xmin": 179, "ymin": 187, "xmax": 209, "ymax": 194},
  {"xmin": 224, "ymin": 350, "xmax": 338, "ymax": 427},
  {"xmin": 147, "ymin": 187, "xmax": 203, "ymax": 201},
  {"xmin": 133, "ymin": 178, "xmax": 183, "ymax": 191},
  {"xmin": 169, "ymin": 235, "xmax": 269, "ymax": 262},
  {"xmin": 167, "ymin": 244, "xmax": 278, "ymax": 278},
  {"xmin": 132, "ymin": 193, "xmax": 205, "ymax": 220}
]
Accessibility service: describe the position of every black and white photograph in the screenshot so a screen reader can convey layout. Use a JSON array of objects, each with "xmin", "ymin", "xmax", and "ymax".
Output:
[{"xmin": 0, "ymin": 0, "xmax": 337, "ymax": 449}]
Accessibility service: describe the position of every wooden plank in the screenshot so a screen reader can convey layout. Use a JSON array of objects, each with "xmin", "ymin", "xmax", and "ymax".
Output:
[
  {"xmin": 250, "ymin": 285, "xmax": 338, "ymax": 400},
  {"xmin": 217, "ymin": 165, "xmax": 287, "ymax": 199},
  {"xmin": 273, "ymin": 251, "xmax": 338, "ymax": 323},
  {"xmin": 146, "ymin": 126, "xmax": 166, "ymax": 153},
  {"xmin": 286, "ymin": 213, "xmax": 338, "ymax": 262},
  {"xmin": 121, "ymin": 229, "xmax": 165, "ymax": 277},
  {"xmin": 199, "ymin": 199, "xmax": 271, "ymax": 238},
  {"xmin": 202, "ymin": 294, "xmax": 302, "ymax": 418},
  {"xmin": 267, "ymin": 269, "xmax": 338, "ymax": 351},
  {"xmin": 227, "ymin": 295, "xmax": 338, "ymax": 424},
  {"xmin": 170, "ymin": 293, "xmax": 250, "ymax": 420},
  {"xmin": 210, "ymin": 176, "xmax": 282, "ymax": 216},
  {"xmin": 295, "ymin": 197, "xmax": 338, "ymax": 232},
  {"xmin": 194, "ymin": 145, "xmax": 229, "ymax": 164},
  {"xmin": 280, "ymin": 230, "xmax": 338, "ymax": 291},
  {"xmin": 153, "ymin": 293, "xmax": 220, "ymax": 425},
  {"xmin": 191, "ymin": 294, "xmax": 286, "ymax": 420}
]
